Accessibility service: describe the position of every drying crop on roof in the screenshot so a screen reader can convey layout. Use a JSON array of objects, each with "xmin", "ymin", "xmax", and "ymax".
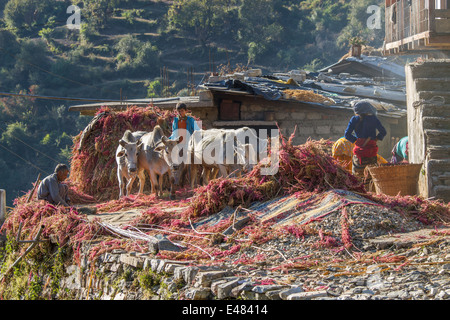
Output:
[{"xmin": 283, "ymin": 89, "xmax": 336, "ymax": 105}]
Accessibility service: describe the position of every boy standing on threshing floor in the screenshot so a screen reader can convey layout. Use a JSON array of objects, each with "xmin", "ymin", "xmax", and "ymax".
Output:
[
  {"xmin": 344, "ymin": 101, "xmax": 387, "ymax": 189},
  {"xmin": 168, "ymin": 102, "xmax": 201, "ymax": 185},
  {"xmin": 169, "ymin": 102, "xmax": 201, "ymax": 143},
  {"xmin": 37, "ymin": 164, "xmax": 71, "ymax": 207}
]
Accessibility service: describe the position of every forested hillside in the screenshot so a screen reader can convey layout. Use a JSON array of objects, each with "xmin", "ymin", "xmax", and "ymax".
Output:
[{"xmin": 0, "ymin": 0, "xmax": 384, "ymax": 205}]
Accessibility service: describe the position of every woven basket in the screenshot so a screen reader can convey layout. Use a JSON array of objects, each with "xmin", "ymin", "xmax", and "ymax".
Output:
[{"xmin": 368, "ymin": 163, "xmax": 423, "ymax": 196}]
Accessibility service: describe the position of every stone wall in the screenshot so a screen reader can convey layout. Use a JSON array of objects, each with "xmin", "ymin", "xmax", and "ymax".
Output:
[
  {"xmin": 405, "ymin": 60, "xmax": 450, "ymax": 202},
  {"xmin": 56, "ymin": 248, "xmax": 311, "ymax": 301},
  {"xmin": 188, "ymin": 106, "xmax": 217, "ymax": 130},
  {"xmin": 207, "ymin": 93, "xmax": 406, "ymax": 159}
]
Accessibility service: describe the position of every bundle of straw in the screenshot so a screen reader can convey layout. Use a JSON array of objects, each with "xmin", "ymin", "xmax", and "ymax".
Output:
[{"xmin": 69, "ymin": 105, "xmax": 177, "ymax": 201}]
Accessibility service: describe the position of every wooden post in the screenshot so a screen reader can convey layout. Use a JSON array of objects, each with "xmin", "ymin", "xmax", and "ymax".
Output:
[
  {"xmin": 0, "ymin": 189, "xmax": 5, "ymax": 224},
  {"xmin": 26, "ymin": 173, "xmax": 41, "ymax": 203},
  {"xmin": 0, "ymin": 225, "xmax": 45, "ymax": 282},
  {"xmin": 429, "ymin": 0, "xmax": 436, "ymax": 33}
]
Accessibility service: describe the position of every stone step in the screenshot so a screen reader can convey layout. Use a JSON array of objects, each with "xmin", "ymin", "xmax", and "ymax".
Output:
[
  {"xmin": 431, "ymin": 172, "xmax": 450, "ymax": 188},
  {"xmin": 423, "ymin": 117, "xmax": 450, "ymax": 130},
  {"xmin": 415, "ymin": 78, "xmax": 450, "ymax": 91},
  {"xmin": 425, "ymin": 129, "xmax": 450, "ymax": 145},
  {"xmin": 427, "ymin": 144, "xmax": 450, "ymax": 159},
  {"xmin": 420, "ymin": 103, "xmax": 450, "ymax": 117},
  {"xmin": 433, "ymin": 186, "xmax": 450, "ymax": 203},
  {"xmin": 410, "ymin": 61, "xmax": 450, "ymax": 78},
  {"xmin": 418, "ymin": 91, "xmax": 450, "ymax": 104},
  {"xmin": 427, "ymin": 159, "xmax": 450, "ymax": 175}
]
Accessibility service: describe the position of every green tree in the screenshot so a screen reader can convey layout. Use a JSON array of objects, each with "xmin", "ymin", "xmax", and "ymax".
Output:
[
  {"xmin": 146, "ymin": 79, "xmax": 162, "ymax": 98},
  {"xmin": 114, "ymin": 35, "xmax": 159, "ymax": 75},
  {"xmin": 336, "ymin": 0, "xmax": 385, "ymax": 49},
  {"xmin": 7, "ymin": 40, "xmax": 50, "ymax": 91},
  {"xmin": 77, "ymin": 0, "xmax": 121, "ymax": 30},
  {"xmin": 0, "ymin": 29, "xmax": 19, "ymax": 74},
  {"xmin": 3, "ymin": 0, "xmax": 63, "ymax": 37},
  {"xmin": 237, "ymin": 0, "xmax": 294, "ymax": 65},
  {"xmin": 168, "ymin": 0, "xmax": 237, "ymax": 47}
]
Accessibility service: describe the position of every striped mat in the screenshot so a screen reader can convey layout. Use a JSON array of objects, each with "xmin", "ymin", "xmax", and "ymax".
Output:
[{"xmin": 193, "ymin": 189, "xmax": 379, "ymax": 229}]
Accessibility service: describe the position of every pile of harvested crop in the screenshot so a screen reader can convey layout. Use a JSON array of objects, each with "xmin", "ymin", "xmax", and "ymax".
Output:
[
  {"xmin": 250, "ymin": 131, "xmax": 365, "ymax": 195},
  {"xmin": 283, "ymin": 89, "xmax": 335, "ymax": 105},
  {"xmin": 69, "ymin": 105, "xmax": 178, "ymax": 201},
  {"xmin": 367, "ymin": 193, "xmax": 450, "ymax": 225},
  {"xmin": 188, "ymin": 131, "xmax": 364, "ymax": 218},
  {"xmin": 187, "ymin": 177, "xmax": 275, "ymax": 218},
  {"xmin": 0, "ymin": 198, "xmax": 104, "ymax": 263}
]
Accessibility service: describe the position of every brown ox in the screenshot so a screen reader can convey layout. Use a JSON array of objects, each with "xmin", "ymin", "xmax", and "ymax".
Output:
[{"xmin": 136, "ymin": 125, "xmax": 181, "ymax": 199}]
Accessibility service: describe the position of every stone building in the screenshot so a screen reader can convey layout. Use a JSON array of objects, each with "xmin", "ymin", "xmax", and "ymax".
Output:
[{"xmin": 69, "ymin": 85, "xmax": 407, "ymax": 160}]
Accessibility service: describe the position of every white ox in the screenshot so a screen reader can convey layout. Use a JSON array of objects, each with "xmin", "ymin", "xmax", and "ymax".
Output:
[
  {"xmin": 115, "ymin": 130, "xmax": 146, "ymax": 198},
  {"xmin": 183, "ymin": 127, "xmax": 264, "ymax": 188}
]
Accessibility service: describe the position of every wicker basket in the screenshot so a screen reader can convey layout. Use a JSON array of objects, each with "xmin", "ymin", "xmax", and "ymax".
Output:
[{"xmin": 368, "ymin": 163, "xmax": 423, "ymax": 196}]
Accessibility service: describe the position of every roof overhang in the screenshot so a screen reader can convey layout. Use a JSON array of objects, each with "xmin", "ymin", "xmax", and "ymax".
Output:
[{"xmin": 68, "ymin": 96, "xmax": 214, "ymax": 116}]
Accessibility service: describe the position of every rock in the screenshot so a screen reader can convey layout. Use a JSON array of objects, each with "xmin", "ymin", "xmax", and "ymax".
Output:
[
  {"xmin": 211, "ymin": 279, "xmax": 228, "ymax": 296},
  {"xmin": 428, "ymin": 287, "xmax": 438, "ymax": 296},
  {"xmin": 119, "ymin": 254, "xmax": 143, "ymax": 268},
  {"xmin": 279, "ymin": 286, "xmax": 304, "ymax": 300},
  {"xmin": 252, "ymin": 285, "xmax": 287, "ymax": 294},
  {"xmin": 436, "ymin": 290, "xmax": 449, "ymax": 299},
  {"xmin": 63, "ymin": 265, "xmax": 82, "ymax": 290},
  {"xmin": 287, "ymin": 290, "xmax": 328, "ymax": 300},
  {"xmin": 165, "ymin": 263, "xmax": 183, "ymax": 274},
  {"xmin": 174, "ymin": 266, "xmax": 187, "ymax": 282},
  {"xmin": 410, "ymin": 289, "xmax": 425, "ymax": 298},
  {"xmin": 265, "ymin": 289, "xmax": 283, "ymax": 300},
  {"xmin": 387, "ymin": 290, "xmax": 409, "ymax": 299},
  {"xmin": 185, "ymin": 288, "xmax": 212, "ymax": 300},
  {"xmin": 157, "ymin": 260, "xmax": 168, "ymax": 273},
  {"xmin": 162, "ymin": 278, "xmax": 178, "ymax": 293},
  {"xmin": 230, "ymin": 281, "xmax": 254, "ymax": 298},
  {"xmin": 217, "ymin": 279, "xmax": 241, "ymax": 299},
  {"xmin": 114, "ymin": 292, "xmax": 126, "ymax": 300},
  {"xmin": 156, "ymin": 234, "xmax": 186, "ymax": 252},
  {"xmin": 183, "ymin": 267, "xmax": 200, "ymax": 286},
  {"xmin": 104, "ymin": 253, "xmax": 119, "ymax": 263},
  {"xmin": 194, "ymin": 271, "xmax": 231, "ymax": 287},
  {"xmin": 150, "ymin": 259, "xmax": 161, "ymax": 272},
  {"xmin": 361, "ymin": 289, "xmax": 375, "ymax": 295}
]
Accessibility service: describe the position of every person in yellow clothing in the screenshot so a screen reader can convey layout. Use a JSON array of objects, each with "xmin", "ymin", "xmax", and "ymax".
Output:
[
  {"xmin": 332, "ymin": 137, "xmax": 387, "ymax": 173},
  {"xmin": 332, "ymin": 137, "xmax": 354, "ymax": 172}
]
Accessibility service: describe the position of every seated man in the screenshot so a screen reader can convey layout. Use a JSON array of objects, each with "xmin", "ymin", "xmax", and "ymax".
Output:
[{"xmin": 37, "ymin": 164, "xmax": 71, "ymax": 207}]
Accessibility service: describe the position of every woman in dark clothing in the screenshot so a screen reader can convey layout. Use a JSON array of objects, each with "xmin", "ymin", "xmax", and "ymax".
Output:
[{"xmin": 345, "ymin": 101, "xmax": 387, "ymax": 186}]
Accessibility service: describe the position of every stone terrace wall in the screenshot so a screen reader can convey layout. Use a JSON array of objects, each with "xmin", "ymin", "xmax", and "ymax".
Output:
[{"xmin": 57, "ymin": 248, "xmax": 311, "ymax": 301}]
